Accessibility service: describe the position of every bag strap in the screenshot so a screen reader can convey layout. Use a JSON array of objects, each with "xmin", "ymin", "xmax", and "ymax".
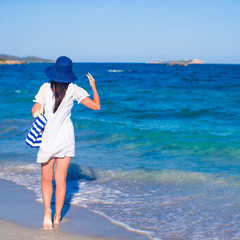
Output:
[{"xmin": 40, "ymin": 83, "xmax": 47, "ymax": 115}]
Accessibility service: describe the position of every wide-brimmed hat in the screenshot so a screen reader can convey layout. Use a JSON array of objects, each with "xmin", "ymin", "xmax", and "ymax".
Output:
[{"xmin": 45, "ymin": 56, "xmax": 77, "ymax": 83}]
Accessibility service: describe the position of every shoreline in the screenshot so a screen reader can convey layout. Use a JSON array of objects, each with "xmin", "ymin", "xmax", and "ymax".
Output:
[{"xmin": 0, "ymin": 178, "xmax": 149, "ymax": 240}]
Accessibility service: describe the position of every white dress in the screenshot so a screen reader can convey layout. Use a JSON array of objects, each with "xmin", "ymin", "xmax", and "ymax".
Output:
[{"xmin": 33, "ymin": 82, "xmax": 90, "ymax": 163}]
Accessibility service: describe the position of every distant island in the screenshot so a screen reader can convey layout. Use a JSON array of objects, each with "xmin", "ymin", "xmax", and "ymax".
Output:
[
  {"xmin": 0, "ymin": 54, "xmax": 53, "ymax": 65},
  {"xmin": 148, "ymin": 58, "xmax": 204, "ymax": 66}
]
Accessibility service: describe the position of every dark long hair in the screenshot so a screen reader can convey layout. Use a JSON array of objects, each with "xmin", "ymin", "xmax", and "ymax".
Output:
[{"xmin": 50, "ymin": 81, "xmax": 70, "ymax": 113}]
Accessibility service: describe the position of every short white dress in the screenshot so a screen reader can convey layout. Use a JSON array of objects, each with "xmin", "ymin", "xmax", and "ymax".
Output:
[{"xmin": 33, "ymin": 82, "xmax": 90, "ymax": 163}]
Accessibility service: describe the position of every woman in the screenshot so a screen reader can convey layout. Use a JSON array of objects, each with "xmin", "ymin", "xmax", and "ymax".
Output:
[{"xmin": 31, "ymin": 56, "xmax": 100, "ymax": 229}]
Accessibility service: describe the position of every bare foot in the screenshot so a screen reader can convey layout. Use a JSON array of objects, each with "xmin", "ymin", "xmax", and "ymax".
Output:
[
  {"xmin": 53, "ymin": 214, "xmax": 61, "ymax": 225},
  {"xmin": 43, "ymin": 208, "xmax": 52, "ymax": 229}
]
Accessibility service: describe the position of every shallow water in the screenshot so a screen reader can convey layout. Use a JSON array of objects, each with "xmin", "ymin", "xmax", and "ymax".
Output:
[{"xmin": 1, "ymin": 63, "xmax": 240, "ymax": 239}]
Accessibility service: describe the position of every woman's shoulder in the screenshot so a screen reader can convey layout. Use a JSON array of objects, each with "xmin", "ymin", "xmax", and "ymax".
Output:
[
  {"xmin": 38, "ymin": 82, "xmax": 51, "ymax": 90},
  {"xmin": 67, "ymin": 83, "xmax": 90, "ymax": 103},
  {"xmin": 68, "ymin": 82, "xmax": 82, "ymax": 88},
  {"xmin": 33, "ymin": 82, "xmax": 51, "ymax": 103},
  {"xmin": 67, "ymin": 83, "xmax": 87, "ymax": 92},
  {"xmin": 44, "ymin": 82, "xmax": 51, "ymax": 88}
]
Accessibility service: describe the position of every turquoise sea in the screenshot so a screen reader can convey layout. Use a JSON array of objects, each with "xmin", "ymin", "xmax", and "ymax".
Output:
[{"xmin": 1, "ymin": 63, "xmax": 240, "ymax": 239}]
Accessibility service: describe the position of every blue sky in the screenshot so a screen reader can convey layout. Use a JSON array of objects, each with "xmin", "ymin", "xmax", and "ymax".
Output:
[{"xmin": 0, "ymin": 0, "xmax": 239, "ymax": 63}]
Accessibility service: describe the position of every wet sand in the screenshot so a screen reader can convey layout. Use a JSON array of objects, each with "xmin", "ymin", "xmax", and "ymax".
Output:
[
  {"xmin": 0, "ymin": 219, "xmax": 112, "ymax": 240},
  {"xmin": 0, "ymin": 179, "xmax": 149, "ymax": 240}
]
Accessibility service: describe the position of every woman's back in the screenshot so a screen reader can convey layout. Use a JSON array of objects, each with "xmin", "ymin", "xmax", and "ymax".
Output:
[
  {"xmin": 35, "ymin": 82, "xmax": 90, "ymax": 121},
  {"xmin": 34, "ymin": 82, "xmax": 89, "ymax": 163}
]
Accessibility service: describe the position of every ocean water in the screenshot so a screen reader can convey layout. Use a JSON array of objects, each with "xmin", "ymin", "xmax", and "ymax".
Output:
[{"xmin": 1, "ymin": 63, "xmax": 240, "ymax": 239}]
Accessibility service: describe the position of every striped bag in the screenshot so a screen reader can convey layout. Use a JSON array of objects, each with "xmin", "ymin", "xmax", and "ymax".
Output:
[
  {"xmin": 25, "ymin": 83, "xmax": 48, "ymax": 148},
  {"xmin": 25, "ymin": 114, "xmax": 47, "ymax": 148}
]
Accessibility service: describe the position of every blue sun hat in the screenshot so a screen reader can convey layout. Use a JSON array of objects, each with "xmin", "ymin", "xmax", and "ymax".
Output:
[{"xmin": 45, "ymin": 56, "xmax": 77, "ymax": 83}]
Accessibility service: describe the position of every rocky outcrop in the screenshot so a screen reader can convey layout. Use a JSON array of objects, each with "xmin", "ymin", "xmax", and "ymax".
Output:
[
  {"xmin": 188, "ymin": 58, "xmax": 203, "ymax": 64},
  {"xmin": 148, "ymin": 58, "xmax": 204, "ymax": 66}
]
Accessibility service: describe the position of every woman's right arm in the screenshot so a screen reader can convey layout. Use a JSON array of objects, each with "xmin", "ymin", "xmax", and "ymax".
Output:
[
  {"xmin": 31, "ymin": 83, "xmax": 46, "ymax": 117},
  {"xmin": 31, "ymin": 102, "xmax": 41, "ymax": 117},
  {"xmin": 81, "ymin": 73, "xmax": 100, "ymax": 110}
]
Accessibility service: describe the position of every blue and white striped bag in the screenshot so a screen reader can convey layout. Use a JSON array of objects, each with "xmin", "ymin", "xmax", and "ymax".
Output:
[
  {"xmin": 25, "ymin": 83, "xmax": 48, "ymax": 148},
  {"xmin": 25, "ymin": 114, "xmax": 47, "ymax": 148}
]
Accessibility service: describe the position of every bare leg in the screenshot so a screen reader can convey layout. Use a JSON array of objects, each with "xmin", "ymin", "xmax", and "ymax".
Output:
[
  {"xmin": 41, "ymin": 157, "xmax": 55, "ymax": 229},
  {"xmin": 53, "ymin": 156, "xmax": 71, "ymax": 224}
]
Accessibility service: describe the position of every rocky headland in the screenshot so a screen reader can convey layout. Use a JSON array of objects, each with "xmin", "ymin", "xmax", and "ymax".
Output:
[{"xmin": 0, "ymin": 54, "xmax": 53, "ymax": 65}]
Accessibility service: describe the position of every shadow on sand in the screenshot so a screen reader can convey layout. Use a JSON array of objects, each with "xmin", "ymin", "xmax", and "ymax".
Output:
[{"xmin": 51, "ymin": 163, "xmax": 97, "ymax": 220}]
